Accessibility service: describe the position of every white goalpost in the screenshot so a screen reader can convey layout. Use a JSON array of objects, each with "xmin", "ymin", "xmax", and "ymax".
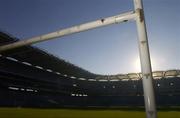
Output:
[{"xmin": 0, "ymin": 0, "xmax": 157, "ymax": 117}]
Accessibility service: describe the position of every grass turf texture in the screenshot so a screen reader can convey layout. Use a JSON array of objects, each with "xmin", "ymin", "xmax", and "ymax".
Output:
[{"xmin": 0, "ymin": 108, "xmax": 180, "ymax": 118}]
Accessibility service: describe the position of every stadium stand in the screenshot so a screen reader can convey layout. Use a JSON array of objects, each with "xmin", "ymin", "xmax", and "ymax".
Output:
[{"xmin": 0, "ymin": 31, "xmax": 180, "ymax": 108}]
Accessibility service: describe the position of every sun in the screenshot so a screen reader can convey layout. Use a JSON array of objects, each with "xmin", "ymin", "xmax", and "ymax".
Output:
[
  {"xmin": 133, "ymin": 57, "xmax": 141, "ymax": 73},
  {"xmin": 133, "ymin": 56, "xmax": 158, "ymax": 73}
]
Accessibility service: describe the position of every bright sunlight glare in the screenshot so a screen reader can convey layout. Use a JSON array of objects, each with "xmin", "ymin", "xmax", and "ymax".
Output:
[{"xmin": 133, "ymin": 56, "xmax": 158, "ymax": 73}]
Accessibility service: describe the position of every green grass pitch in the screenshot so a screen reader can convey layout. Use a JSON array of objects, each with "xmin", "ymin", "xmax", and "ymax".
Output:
[{"xmin": 0, "ymin": 108, "xmax": 180, "ymax": 118}]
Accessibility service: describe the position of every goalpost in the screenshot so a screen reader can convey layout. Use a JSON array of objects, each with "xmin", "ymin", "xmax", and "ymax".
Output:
[{"xmin": 0, "ymin": 0, "xmax": 157, "ymax": 117}]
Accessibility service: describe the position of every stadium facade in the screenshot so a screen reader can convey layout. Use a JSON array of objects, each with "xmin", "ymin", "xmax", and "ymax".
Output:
[{"xmin": 0, "ymin": 32, "xmax": 180, "ymax": 108}]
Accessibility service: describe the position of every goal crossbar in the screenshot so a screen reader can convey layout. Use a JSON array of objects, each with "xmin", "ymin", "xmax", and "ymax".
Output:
[{"xmin": 0, "ymin": 11, "xmax": 136, "ymax": 52}]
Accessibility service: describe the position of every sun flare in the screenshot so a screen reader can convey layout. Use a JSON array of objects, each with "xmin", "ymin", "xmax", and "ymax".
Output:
[
  {"xmin": 133, "ymin": 56, "xmax": 158, "ymax": 73},
  {"xmin": 134, "ymin": 57, "xmax": 141, "ymax": 73}
]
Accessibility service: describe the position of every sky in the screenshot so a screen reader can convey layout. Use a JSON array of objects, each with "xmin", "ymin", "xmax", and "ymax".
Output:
[{"xmin": 0, "ymin": 0, "xmax": 180, "ymax": 75}]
